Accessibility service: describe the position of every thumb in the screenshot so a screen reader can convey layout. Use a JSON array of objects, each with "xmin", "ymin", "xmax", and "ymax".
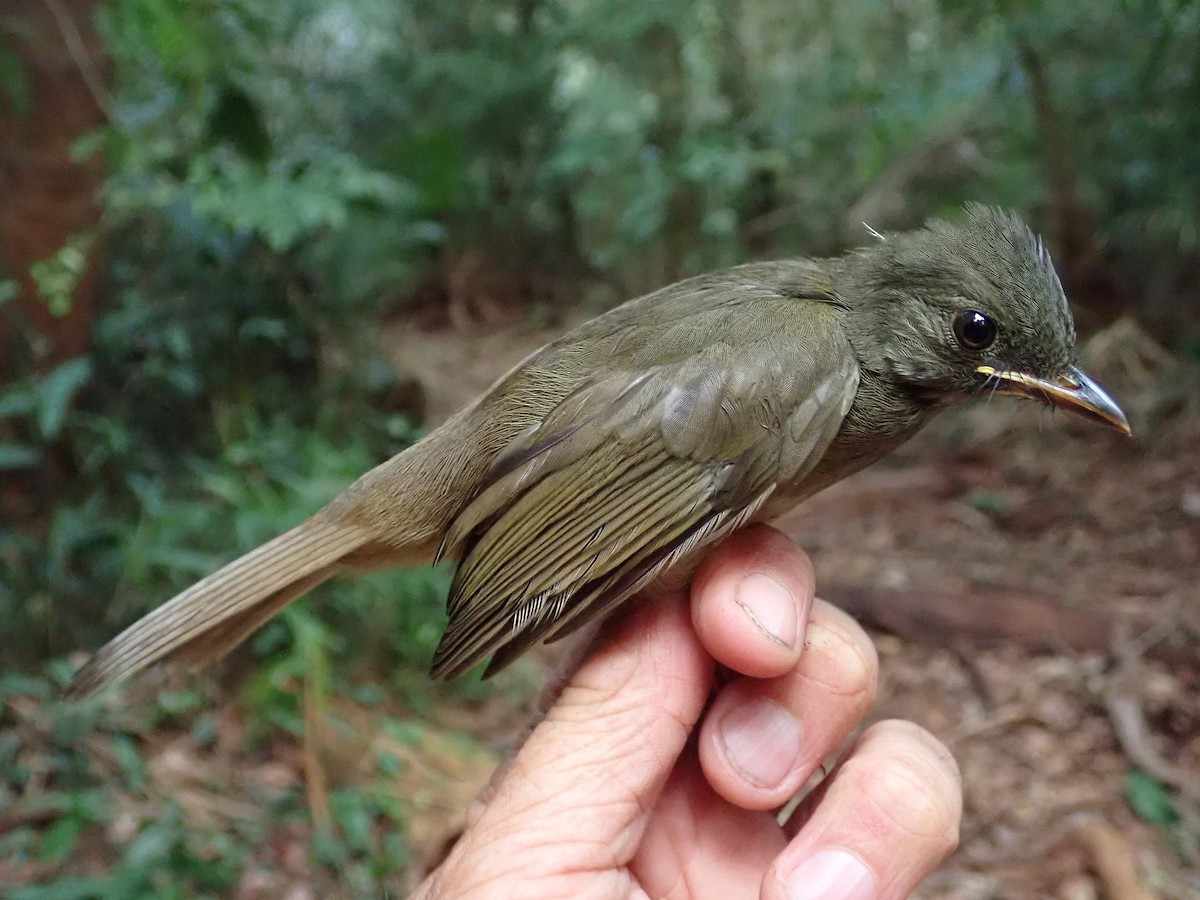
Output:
[{"xmin": 424, "ymin": 597, "xmax": 713, "ymax": 893}]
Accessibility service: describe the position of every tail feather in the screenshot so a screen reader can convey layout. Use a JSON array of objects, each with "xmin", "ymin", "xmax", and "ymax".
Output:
[
  {"xmin": 66, "ymin": 520, "xmax": 369, "ymax": 698},
  {"xmin": 168, "ymin": 568, "xmax": 335, "ymax": 668}
]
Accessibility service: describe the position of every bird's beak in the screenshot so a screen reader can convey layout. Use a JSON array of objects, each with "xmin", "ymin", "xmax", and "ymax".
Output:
[{"xmin": 976, "ymin": 364, "xmax": 1132, "ymax": 436}]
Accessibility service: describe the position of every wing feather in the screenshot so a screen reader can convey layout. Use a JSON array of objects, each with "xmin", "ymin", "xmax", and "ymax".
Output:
[
  {"xmin": 433, "ymin": 438, "xmax": 712, "ymax": 677},
  {"xmin": 430, "ymin": 295, "xmax": 859, "ymax": 679}
]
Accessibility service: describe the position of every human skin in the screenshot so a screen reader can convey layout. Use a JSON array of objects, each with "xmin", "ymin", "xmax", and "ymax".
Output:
[{"xmin": 414, "ymin": 525, "xmax": 963, "ymax": 899}]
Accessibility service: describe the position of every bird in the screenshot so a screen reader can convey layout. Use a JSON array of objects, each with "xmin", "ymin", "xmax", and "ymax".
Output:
[{"xmin": 66, "ymin": 204, "xmax": 1130, "ymax": 697}]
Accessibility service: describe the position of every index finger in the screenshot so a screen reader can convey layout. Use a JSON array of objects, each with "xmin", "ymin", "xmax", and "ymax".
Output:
[{"xmin": 690, "ymin": 524, "xmax": 816, "ymax": 679}]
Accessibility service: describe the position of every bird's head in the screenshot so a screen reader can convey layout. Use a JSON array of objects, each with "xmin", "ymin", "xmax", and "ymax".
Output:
[{"xmin": 841, "ymin": 204, "xmax": 1130, "ymax": 435}]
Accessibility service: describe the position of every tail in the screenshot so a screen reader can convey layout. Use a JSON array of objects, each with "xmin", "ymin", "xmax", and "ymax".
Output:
[{"xmin": 66, "ymin": 520, "xmax": 372, "ymax": 698}]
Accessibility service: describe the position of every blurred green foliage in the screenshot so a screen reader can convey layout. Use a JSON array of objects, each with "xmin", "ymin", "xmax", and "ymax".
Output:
[{"xmin": 85, "ymin": 0, "xmax": 1200, "ymax": 302}]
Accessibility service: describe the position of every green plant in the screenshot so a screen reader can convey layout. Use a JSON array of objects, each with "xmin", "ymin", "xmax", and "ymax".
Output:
[{"xmin": 0, "ymin": 664, "xmax": 431, "ymax": 897}]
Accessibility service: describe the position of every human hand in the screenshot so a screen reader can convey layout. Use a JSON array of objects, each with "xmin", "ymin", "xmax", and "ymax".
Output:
[{"xmin": 415, "ymin": 525, "xmax": 962, "ymax": 899}]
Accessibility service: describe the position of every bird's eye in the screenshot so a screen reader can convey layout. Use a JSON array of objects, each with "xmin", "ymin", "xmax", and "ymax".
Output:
[{"xmin": 952, "ymin": 310, "xmax": 997, "ymax": 351}]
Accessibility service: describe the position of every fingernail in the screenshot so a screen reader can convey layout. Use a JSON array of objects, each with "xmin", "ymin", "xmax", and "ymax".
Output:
[
  {"xmin": 784, "ymin": 849, "xmax": 877, "ymax": 900},
  {"xmin": 735, "ymin": 572, "xmax": 797, "ymax": 647},
  {"xmin": 719, "ymin": 698, "xmax": 801, "ymax": 787}
]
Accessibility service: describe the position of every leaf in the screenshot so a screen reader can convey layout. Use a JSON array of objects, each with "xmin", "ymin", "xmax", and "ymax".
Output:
[
  {"xmin": 205, "ymin": 85, "xmax": 272, "ymax": 162},
  {"xmin": 36, "ymin": 358, "xmax": 92, "ymax": 440},
  {"xmin": 0, "ymin": 277, "xmax": 19, "ymax": 305},
  {"xmin": 0, "ymin": 671, "xmax": 52, "ymax": 701},
  {"xmin": 1126, "ymin": 769, "xmax": 1178, "ymax": 827},
  {"xmin": 122, "ymin": 819, "xmax": 176, "ymax": 871},
  {"xmin": 0, "ymin": 443, "xmax": 41, "ymax": 470},
  {"xmin": 0, "ymin": 35, "xmax": 27, "ymax": 110},
  {"xmin": 37, "ymin": 815, "xmax": 84, "ymax": 863},
  {"xmin": 108, "ymin": 734, "xmax": 147, "ymax": 790},
  {"xmin": 10, "ymin": 874, "xmax": 120, "ymax": 900},
  {"xmin": 331, "ymin": 789, "xmax": 375, "ymax": 853},
  {"xmin": 0, "ymin": 381, "xmax": 39, "ymax": 418},
  {"xmin": 29, "ymin": 234, "xmax": 93, "ymax": 317},
  {"xmin": 312, "ymin": 828, "xmax": 346, "ymax": 867}
]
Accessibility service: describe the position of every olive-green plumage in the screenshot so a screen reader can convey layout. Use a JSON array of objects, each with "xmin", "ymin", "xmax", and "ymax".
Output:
[{"xmin": 67, "ymin": 205, "xmax": 1129, "ymax": 696}]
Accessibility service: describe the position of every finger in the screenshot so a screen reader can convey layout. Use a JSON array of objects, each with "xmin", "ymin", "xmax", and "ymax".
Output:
[
  {"xmin": 698, "ymin": 600, "xmax": 878, "ymax": 810},
  {"xmin": 765, "ymin": 720, "xmax": 962, "ymax": 900},
  {"xmin": 691, "ymin": 524, "xmax": 815, "ymax": 678},
  {"xmin": 430, "ymin": 595, "xmax": 713, "ymax": 889}
]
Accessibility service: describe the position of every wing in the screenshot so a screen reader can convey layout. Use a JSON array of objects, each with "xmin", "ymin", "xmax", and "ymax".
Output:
[{"xmin": 430, "ymin": 296, "xmax": 859, "ymax": 680}]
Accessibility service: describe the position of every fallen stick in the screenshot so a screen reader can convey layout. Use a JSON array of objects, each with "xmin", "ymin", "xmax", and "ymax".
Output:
[{"xmin": 824, "ymin": 582, "xmax": 1196, "ymax": 670}]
